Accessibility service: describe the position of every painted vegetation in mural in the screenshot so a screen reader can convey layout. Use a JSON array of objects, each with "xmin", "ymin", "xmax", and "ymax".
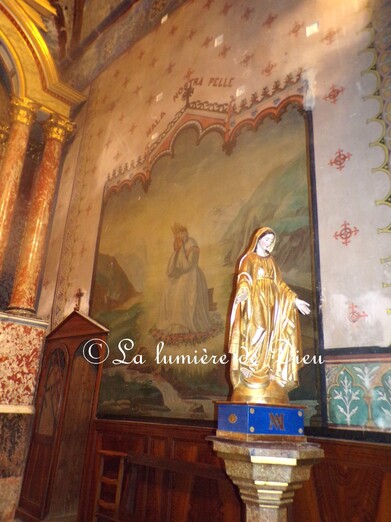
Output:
[{"xmin": 90, "ymin": 107, "xmax": 318, "ymax": 421}]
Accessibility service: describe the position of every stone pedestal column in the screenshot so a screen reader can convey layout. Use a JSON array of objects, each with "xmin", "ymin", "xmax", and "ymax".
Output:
[
  {"xmin": 8, "ymin": 114, "xmax": 74, "ymax": 315},
  {"xmin": 0, "ymin": 97, "xmax": 37, "ymax": 272},
  {"xmin": 210, "ymin": 437, "xmax": 324, "ymax": 522},
  {"xmin": 0, "ymin": 407, "xmax": 34, "ymax": 522},
  {"xmin": 0, "ymin": 312, "xmax": 47, "ymax": 521}
]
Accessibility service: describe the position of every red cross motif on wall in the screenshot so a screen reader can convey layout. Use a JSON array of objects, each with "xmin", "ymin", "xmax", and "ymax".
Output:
[
  {"xmin": 289, "ymin": 21, "xmax": 304, "ymax": 37},
  {"xmin": 329, "ymin": 148, "xmax": 352, "ymax": 170},
  {"xmin": 348, "ymin": 303, "xmax": 368, "ymax": 323},
  {"xmin": 262, "ymin": 61, "xmax": 277, "ymax": 76},
  {"xmin": 263, "ymin": 13, "xmax": 277, "ymax": 28},
  {"xmin": 324, "ymin": 84, "xmax": 345, "ymax": 104},
  {"xmin": 322, "ymin": 28, "xmax": 339, "ymax": 45},
  {"xmin": 334, "ymin": 221, "xmax": 359, "ymax": 246}
]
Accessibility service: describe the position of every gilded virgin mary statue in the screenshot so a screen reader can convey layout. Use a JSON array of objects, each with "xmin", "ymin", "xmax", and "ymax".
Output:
[{"xmin": 228, "ymin": 227, "xmax": 310, "ymax": 404}]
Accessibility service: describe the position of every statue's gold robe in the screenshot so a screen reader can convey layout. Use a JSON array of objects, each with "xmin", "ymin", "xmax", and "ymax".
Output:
[{"xmin": 229, "ymin": 249, "xmax": 302, "ymax": 396}]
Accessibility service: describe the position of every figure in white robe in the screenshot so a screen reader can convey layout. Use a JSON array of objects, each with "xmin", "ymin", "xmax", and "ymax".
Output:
[{"xmin": 157, "ymin": 224, "xmax": 212, "ymax": 334}]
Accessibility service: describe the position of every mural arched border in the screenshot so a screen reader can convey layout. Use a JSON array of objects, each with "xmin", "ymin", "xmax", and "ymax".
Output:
[{"xmin": 104, "ymin": 93, "xmax": 305, "ymax": 202}]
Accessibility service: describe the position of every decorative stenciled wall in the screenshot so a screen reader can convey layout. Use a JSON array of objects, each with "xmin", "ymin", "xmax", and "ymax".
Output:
[
  {"xmin": 39, "ymin": 0, "xmax": 391, "ymax": 432},
  {"xmin": 324, "ymin": 0, "xmax": 391, "ymax": 432}
]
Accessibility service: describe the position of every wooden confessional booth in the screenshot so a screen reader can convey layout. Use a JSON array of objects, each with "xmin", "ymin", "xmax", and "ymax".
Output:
[{"xmin": 16, "ymin": 311, "xmax": 108, "ymax": 522}]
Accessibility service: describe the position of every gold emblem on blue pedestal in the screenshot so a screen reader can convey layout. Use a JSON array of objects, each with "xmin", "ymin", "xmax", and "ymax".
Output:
[{"xmin": 217, "ymin": 402, "xmax": 305, "ymax": 441}]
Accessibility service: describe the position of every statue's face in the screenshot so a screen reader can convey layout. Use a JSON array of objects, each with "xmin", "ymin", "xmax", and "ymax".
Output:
[{"xmin": 257, "ymin": 233, "xmax": 274, "ymax": 253}]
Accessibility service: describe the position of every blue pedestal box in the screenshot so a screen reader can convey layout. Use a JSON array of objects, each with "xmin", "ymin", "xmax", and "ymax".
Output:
[{"xmin": 217, "ymin": 402, "xmax": 305, "ymax": 441}]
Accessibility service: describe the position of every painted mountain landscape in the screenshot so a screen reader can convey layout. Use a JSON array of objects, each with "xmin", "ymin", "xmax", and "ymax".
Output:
[{"xmin": 90, "ymin": 108, "xmax": 319, "ymax": 421}]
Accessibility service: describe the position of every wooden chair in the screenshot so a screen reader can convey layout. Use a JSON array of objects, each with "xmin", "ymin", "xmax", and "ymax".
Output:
[{"xmin": 94, "ymin": 449, "xmax": 127, "ymax": 521}]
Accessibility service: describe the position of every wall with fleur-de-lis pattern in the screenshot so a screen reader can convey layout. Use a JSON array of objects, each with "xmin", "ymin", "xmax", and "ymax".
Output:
[{"xmin": 37, "ymin": 0, "xmax": 391, "ymax": 432}]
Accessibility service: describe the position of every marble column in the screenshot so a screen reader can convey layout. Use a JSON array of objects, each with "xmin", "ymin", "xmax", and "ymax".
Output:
[
  {"xmin": 0, "ymin": 97, "xmax": 37, "ymax": 272},
  {"xmin": 0, "ymin": 123, "xmax": 9, "ymax": 170},
  {"xmin": 210, "ymin": 437, "xmax": 324, "ymax": 522},
  {"xmin": 7, "ymin": 114, "xmax": 74, "ymax": 315}
]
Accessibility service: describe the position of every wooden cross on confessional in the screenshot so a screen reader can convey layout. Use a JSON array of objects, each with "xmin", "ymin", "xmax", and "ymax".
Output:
[{"xmin": 74, "ymin": 288, "xmax": 84, "ymax": 311}]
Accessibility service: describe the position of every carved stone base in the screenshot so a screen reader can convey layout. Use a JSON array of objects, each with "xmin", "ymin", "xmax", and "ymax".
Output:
[
  {"xmin": 0, "ymin": 412, "xmax": 34, "ymax": 521},
  {"xmin": 210, "ymin": 436, "xmax": 324, "ymax": 522}
]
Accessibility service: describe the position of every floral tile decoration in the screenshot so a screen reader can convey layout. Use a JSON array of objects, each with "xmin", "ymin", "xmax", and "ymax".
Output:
[{"xmin": 326, "ymin": 361, "xmax": 391, "ymax": 431}]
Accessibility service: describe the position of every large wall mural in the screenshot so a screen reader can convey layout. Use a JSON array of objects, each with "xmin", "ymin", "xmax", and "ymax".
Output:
[
  {"xmin": 90, "ymin": 103, "xmax": 319, "ymax": 421},
  {"xmin": 41, "ymin": 0, "xmax": 391, "ymax": 433}
]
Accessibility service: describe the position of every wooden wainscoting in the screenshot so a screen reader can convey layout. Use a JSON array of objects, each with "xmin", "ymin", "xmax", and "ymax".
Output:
[
  {"xmin": 293, "ymin": 437, "xmax": 391, "ymax": 522},
  {"xmin": 79, "ymin": 420, "xmax": 243, "ymax": 522},
  {"xmin": 78, "ymin": 420, "xmax": 391, "ymax": 522}
]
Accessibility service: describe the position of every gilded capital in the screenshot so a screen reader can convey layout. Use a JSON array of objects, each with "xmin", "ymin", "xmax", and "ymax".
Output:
[
  {"xmin": 43, "ymin": 114, "xmax": 75, "ymax": 143},
  {"xmin": 0, "ymin": 123, "xmax": 9, "ymax": 143},
  {"xmin": 10, "ymin": 97, "xmax": 38, "ymax": 126}
]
